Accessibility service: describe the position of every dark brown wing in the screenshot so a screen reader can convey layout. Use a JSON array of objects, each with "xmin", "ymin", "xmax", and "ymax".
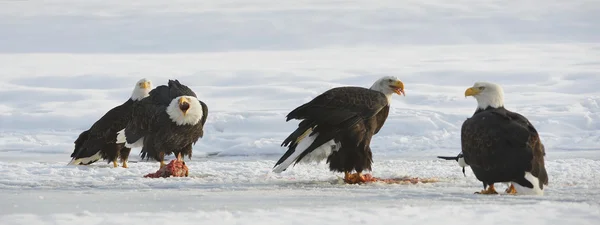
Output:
[
  {"xmin": 71, "ymin": 130, "xmax": 90, "ymax": 158},
  {"xmin": 275, "ymin": 86, "xmax": 389, "ymax": 168},
  {"xmin": 286, "ymin": 87, "xmax": 389, "ymax": 127},
  {"xmin": 506, "ymin": 110, "xmax": 549, "ymax": 187},
  {"xmin": 74, "ymin": 100, "xmax": 134, "ymax": 159},
  {"xmin": 86, "ymin": 100, "xmax": 133, "ymax": 139},
  {"xmin": 123, "ymin": 100, "xmax": 167, "ymax": 144},
  {"xmin": 326, "ymin": 119, "xmax": 374, "ymax": 173},
  {"xmin": 373, "ymin": 105, "xmax": 390, "ymax": 134},
  {"xmin": 144, "ymin": 79, "xmax": 197, "ymax": 105},
  {"xmin": 168, "ymin": 80, "xmax": 197, "ymax": 98},
  {"xmin": 198, "ymin": 100, "xmax": 208, "ymax": 132},
  {"xmin": 461, "ymin": 108, "xmax": 529, "ymax": 170},
  {"xmin": 281, "ymin": 87, "xmax": 388, "ymax": 148},
  {"xmin": 461, "ymin": 107, "xmax": 547, "ymax": 187}
]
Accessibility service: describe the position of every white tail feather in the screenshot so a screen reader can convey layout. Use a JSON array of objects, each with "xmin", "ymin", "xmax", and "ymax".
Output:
[
  {"xmin": 68, "ymin": 151, "xmax": 102, "ymax": 166},
  {"xmin": 67, "ymin": 158, "xmax": 79, "ymax": 165},
  {"xmin": 457, "ymin": 157, "xmax": 468, "ymax": 168},
  {"xmin": 272, "ymin": 133, "xmax": 340, "ymax": 173},
  {"xmin": 511, "ymin": 172, "xmax": 544, "ymax": 196}
]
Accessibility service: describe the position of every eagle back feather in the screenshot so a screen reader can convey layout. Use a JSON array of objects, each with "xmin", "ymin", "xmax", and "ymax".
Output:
[
  {"xmin": 275, "ymin": 86, "xmax": 389, "ymax": 172},
  {"xmin": 461, "ymin": 107, "xmax": 548, "ymax": 188},
  {"xmin": 286, "ymin": 87, "xmax": 388, "ymax": 124},
  {"xmin": 74, "ymin": 99, "xmax": 135, "ymax": 160}
]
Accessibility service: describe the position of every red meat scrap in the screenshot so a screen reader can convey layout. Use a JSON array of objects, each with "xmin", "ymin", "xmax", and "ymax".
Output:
[{"xmin": 143, "ymin": 154, "xmax": 189, "ymax": 178}]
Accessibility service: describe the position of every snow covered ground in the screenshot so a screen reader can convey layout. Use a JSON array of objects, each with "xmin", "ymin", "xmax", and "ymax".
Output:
[{"xmin": 1, "ymin": 0, "xmax": 600, "ymax": 224}]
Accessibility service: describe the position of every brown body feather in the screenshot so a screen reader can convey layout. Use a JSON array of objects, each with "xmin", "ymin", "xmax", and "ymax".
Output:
[
  {"xmin": 122, "ymin": 80, "xmax": 208, "ymax": 163},
  {"xmin": 70, "ymin": 99, "xmax": 136, "ymax": 165},
  {"xmin": 461, "ymin": 106, "xmax": 548, "ymax": 189},
  {"xmin": 275, "ymin": 86, "xmax": 390, "ymax": 173}
]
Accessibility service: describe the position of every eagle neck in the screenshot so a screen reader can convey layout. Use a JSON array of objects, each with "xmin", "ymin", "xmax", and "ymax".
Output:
[
  {"xmin": 131, "ymin": 88, "xmax": 150, "ymax": 101},
  {"xmin": 474, "ymin": 106, "xmax": 505, "ymax": 115},
  {"xmin": 475, "ymin": 89, "xmax": 504, "ymax": 110},
  {"xmin": 383, "ymin": 92, "xmax": 393, "ymax": 104},
  {"xmin": 370, "ymin": 86, "xmax": 394, "ymax": 105}
]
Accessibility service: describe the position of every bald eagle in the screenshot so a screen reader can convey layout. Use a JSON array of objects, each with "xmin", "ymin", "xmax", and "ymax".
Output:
[
  {"xmin": 461, "ymin": 82, "xmax": 548, "ymax": 195},
  {"xmin": 272, "ymin": 76, "xmax": 405, "ymax": 184},
  {"xmin": 116, "ymin": 80, "xmax": 208, "ymax": 170},
  {"xmin": 69, "ymin": 78, "xmax": 152, "ymax": 168}
]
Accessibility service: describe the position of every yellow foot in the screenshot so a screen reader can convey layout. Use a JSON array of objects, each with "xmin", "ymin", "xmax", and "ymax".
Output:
[
  {"xmin": 475, "ymin": 184, "xmax": 498, "ymax": 195},
  {"xmin": 112, "ymin": 160, "xmax": 118, "ymax": 168},
  {"xmin": 505, "ymin": 184, "xmax": 517, "ymax": 194},
  {"xmin": 159, "ymin": 161, "xmax": 166, "ymax": 169},
  {"xmin": 343, "ymin": 172, "xmax": 374, "ymax": 184},
  {"xmin": 122, "ymin": 161, "xmax": 128, "ymax": 168}
]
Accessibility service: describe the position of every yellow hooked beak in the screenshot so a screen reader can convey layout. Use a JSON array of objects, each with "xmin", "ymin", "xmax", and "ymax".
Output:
[
  {"xmin": 179, "ymin": 97, "xmax": 189, "ymax": 115},
  {"xmin": 139, "ymin": 81, "xmax": 150, "ymax": 89},
  {"xmin": 390, "ymin": 80, "xmax": 405, "ymax": 96},
  {"xmin": 464, "ymin": 87, "xmax": 481, "ymax": 97}
]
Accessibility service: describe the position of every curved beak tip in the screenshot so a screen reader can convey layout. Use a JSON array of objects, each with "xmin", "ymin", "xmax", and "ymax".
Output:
[
  {"xmin": 394, "ymin": 81, "xmax": 405, "ymax": 96},
  {"xmin": 464, "ymin": 87, "xmax": 477, "ymax": 97},
  {"xmin": 178, "ymin": 97, "xmax": 190, "ymax": 115}
]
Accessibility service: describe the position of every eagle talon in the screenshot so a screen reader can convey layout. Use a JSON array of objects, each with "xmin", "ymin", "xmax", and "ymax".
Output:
[
  {"xmin": 344, "ymin": 172, "xmax": 363, "ymax": 184},
  {"xmin": 475, "ymin": 190, "xmax": 498, "ymax": 195},
  {"xmin": 475, "ymin": 184, "xmax": 498, "ymax": 195},
  {"xmin": 343, "ymin": 172, "xmax": 377, "ymax": 184},
  {"xmin": 505, "ymin": 184, "xmax": 517, "ymax": 194}
]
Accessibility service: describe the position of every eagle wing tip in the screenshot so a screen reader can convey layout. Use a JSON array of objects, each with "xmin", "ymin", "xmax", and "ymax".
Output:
[{"xmin": 67, "ymin": 158, "xmax": 79, "ymax": 166}]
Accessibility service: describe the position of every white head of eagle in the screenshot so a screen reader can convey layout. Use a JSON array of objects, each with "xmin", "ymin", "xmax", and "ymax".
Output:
[
  {"xmin": 131, "ymin": 78, "xmax": 153, "ymax": 101},
  {"xmin": 465, "ymin": 82, "xmax": 505, "ymax": 109},
  {"xmin": 166, "ymin": 96, "xmax": 204, "ymax": 126},
  {"xmin": 369, "ymin": 76, "xmax": 405, "ymax": 103}
]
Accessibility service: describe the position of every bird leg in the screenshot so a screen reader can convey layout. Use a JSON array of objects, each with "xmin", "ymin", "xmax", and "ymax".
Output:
[
  {"xmin": 159, "ymin": 152, "xmax": 166, "ymax": 169},
  {"xmin": 505, "ymin": 184, "xmax": 517, "ymax": 194},
  {"xmin": 112, "ymin": 160, "xmax": 118, "ymax": 168},
  {"xmin": 475, "ymin": 184, "xmax": 498, "ymax": 195},
  {"xmin": 119, "ymin": 148, "xmax": 131, "ymax": 168},
  {"xmin": 344, "ymin": 172, "xmax": 359, "ymax": 184}
]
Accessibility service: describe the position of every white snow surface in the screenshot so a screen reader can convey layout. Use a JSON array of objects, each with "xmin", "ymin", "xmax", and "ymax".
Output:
[{"xmin": 1, "ymin": 0, "xmax": 600, "ymax": 224}]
